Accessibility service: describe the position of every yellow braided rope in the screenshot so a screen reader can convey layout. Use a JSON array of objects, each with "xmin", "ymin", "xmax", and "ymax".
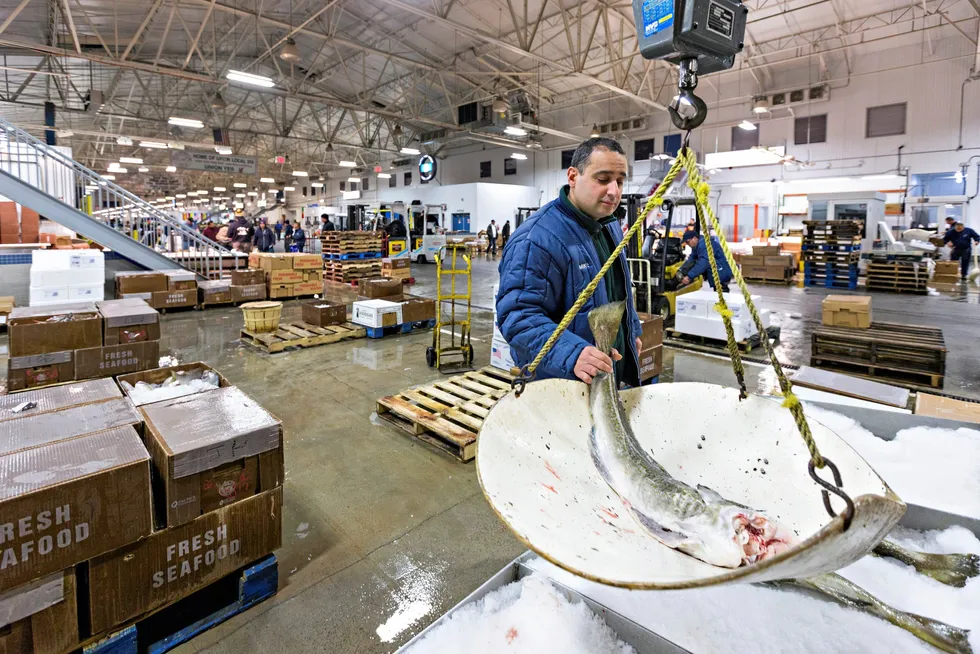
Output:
[
  {"xmin": 678, "ymin": 149, "xmax": 825, "ymax": 468},
  {"xmin": 522, "ymin": 158, "xmax": 686, "ymax": 378}
]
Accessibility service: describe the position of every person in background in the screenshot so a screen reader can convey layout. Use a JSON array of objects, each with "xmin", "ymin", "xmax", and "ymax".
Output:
[
  {"xmin": 232, "ymin": 215, "xmax": 252, "ymax": 252},
  {"xmin": 501, "ymin": 219, "xmax": 511, "ymax": 249},
  {"xmin": 202, "ymin": 220, "xmax": 219, "ymax": 242},
  {"xmin": 679, "ymin": 229, "xmax": 732, "ymax": 292},
  {"xmin": 284, "ymin": 219, "xmax": 294, "ymax": 251},
  {"xmin": 320, "ymin": 213, "xmax": 336, "ymax": 233},
  {"xmin": 292, "ymin": 221, "xmax": 306, "ymax": 252},
  {"xmin": 274, "ymin": 218, "xmax": 283, "ymax": 242},
  {"xmin": 215, "ymin": 222, "xmax": 231, "ymax": 246},
  {"xmin": 942, "ymin": 216, "xmax": 956, "ymax": 239},
  {"xmin": 182, "ymin": 217, "xmax": 195, "ymax": 250},
  {"xmin": 487, "ymin": 219, "xmax": 498, "ymax": 257},
  {"xmin": 944, "ymin": 222, "xmax": 980, "ymax": 280},
  {"xmin": 253, "ymin": 220, "xmax": 276, "ymax": 253}
]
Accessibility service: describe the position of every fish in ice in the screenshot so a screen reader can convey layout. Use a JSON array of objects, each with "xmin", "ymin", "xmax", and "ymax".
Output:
[{"xmin": 587, "ymin": 301, "xmax": 796, "ymax": 568}]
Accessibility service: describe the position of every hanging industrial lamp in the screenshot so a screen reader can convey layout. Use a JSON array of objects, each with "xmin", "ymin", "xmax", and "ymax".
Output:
[
  {"xmin": 211, "ymin": 93, "xmax": 227, "ymax": 110},
  {"xmin": 492, "ymin": 96, "xmax": 509, "ymax": 115},
  {"xmin": 280, "ymin": 38, "xmax": 301, "ymax": 62},
  {"xmin": 589, "ymin": 123, "xmax": 600, "ymax": 138}
]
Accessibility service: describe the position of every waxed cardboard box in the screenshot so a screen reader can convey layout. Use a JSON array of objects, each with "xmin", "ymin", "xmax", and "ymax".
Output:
[
  {"xmin": 752, "ymin": 245, "xmax": 780, "ymax": 256},
  {"xmin": 115, "ymin": 272, "xmax": 167, "ymax": 295},
  {"xmin": 395, "ymin": 295, "xmax": 436, "ymax": 324},
  {"xmin": 268, "ymin": 269, "xmax": 303, "ymax": 284},
  {"xmin": 639, "ymin": 345, "xmax": 663, "ymax": 382},
  {"xmin": 8, "ymin": 305, "xmax": 102, "ymax": 357},
  {"xmin": 0, "ymin": 397, "xmax": 142, "ymax": 456},
  {"xmin": 73, "ymin": 341, "xmax": 160, "ymax": 381},
  {"xmin": 764, "ymin": 255, "xmax": 794, "ymax": 268},
  {"xmin": 0, "ymin": 378, "xmax": 121, "ymax": 422},
  {"xmin": 294, "ymin": 281, "xmax": 321, "ymax": 295},
  {"xmin": 266, "ymin": 283, "xmax": 294, "ymax": 299},
  {"xmin": 231, "ymin": 284, "xmax": 266, "ymax": 303},
  {"xmin": 822, "ymin": 295, "xmax": 872, "ymax": 328},
  {"xmin": 150, "ymin": 289, "xmax": 197, "ymax": 310},
  {"xmin": 291, "ymin": 254, "xmax": 322, "ymax": 270},
  {"xmin": 97, "ymin": 299, "xmax": 160, "ymax": 346},
  {"xmin": 740, "ymin": 255, "xmax": 765, "ymax": 267},
  {"xmin": 230, "ymin": 269, "xmax": 265, "ymax": 286},
  {"xmin": 359, "ymin": 278, "xmax": 402, "ymax": 299},
  {"xmin": 637, "ymin": 312, "xmax": 664, "ymax": 350},
  {"xmin": 86, "ymin": 488, "xmax": 282, "ymax": 635},
  {"xmin": 117, "ymin": 362, "xmax": 231, "ymax": 407},
  {"xmin": 0, "ymin": 569, "xmax": 80, "ymax": 654},
  {"xmin": 164, "ymin": 270, "xmax": 197, "ymax": 291},
  {"xmin": 6, "ymin": 352, "xmax": 74, "ymax": 392},
  {"xmin": 741, "ymin": 265, "xmax": 767, "ymax": 279},
  {"xmin": 302, "ymin": 301, "xmax": 346, "ymax": 327},
  {"xmin": 0, "ymin": 425, "xmax": 151, "ymax": 590},
  {"xmin": 256, "ymin": 254, "xmax": 292, "ymax": 272},
  {"xmin": 138, "ymin": 386, "xmax": 284, "ymax": 528}
]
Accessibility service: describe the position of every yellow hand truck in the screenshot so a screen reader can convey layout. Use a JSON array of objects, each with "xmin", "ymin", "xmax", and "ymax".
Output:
[{"xmin": 426, "ymin": 243, "xmax": 474, "ymax": 371}]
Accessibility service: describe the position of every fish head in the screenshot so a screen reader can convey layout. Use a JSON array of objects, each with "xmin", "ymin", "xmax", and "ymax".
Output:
[{"xmin": 677, "ymin": 494, "xmax": 798, "ymax": 569}]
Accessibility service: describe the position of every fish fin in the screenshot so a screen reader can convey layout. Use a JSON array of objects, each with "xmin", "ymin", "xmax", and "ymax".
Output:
[
  {"xmin": 630, "ymin": 508, "xmax": 690, "ymax": 547},
  {"xmin": 697, "ymin": 484, "xmax": 754, "ymax": 511},
  {"xmin": 589, "ymin": 426, "xmax": 614, "ymax": 487},
  {"xmin": 588, "ymin": 301, "xmax": 626, "ymax": 354}
]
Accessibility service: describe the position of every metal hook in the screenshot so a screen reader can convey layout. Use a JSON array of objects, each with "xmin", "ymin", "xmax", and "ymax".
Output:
[
  {"xmin": 511, "ymin": 364, "xmax": 535, "ymax": 398},
  {"xmin": 669, "ymin": 91, "xmax": 708, "ymax": 131},
  {"xmin": 808, "ymin": 457, "xmax": 856, "ymax": 531}
]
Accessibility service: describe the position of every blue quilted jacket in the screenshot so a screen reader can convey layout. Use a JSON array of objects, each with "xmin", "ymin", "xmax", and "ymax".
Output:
[{"xmin": 495, "ymin": 196, "xmax": 643, "ymax": 385}]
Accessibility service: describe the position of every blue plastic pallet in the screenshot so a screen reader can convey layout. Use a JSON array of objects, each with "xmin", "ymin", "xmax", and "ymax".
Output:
[
  {"xmin": 801, "ymin": 243, "xmax": 859, "ymax": 252},
  {"xmin": 365, "ymin": 319, "xmax": 436, "ymax": 339},
  {"xmin": 322, "ymin": 252, "xmax": 382, "ymax": 260},
  {"xmin": 804, "ymin": 262, "xmax": 859, "ymax": 276},
  {"xmin": 85, "ymin": 555, "xmax": 278, "ymax": 654},
  {"xmin": 803, "ymin": 277, "xmax": 859, "ymax": 289}
]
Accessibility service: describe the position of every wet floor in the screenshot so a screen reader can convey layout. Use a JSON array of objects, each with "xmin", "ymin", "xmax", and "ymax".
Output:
[{"xmin": 0, "ymin": 259, "xmax": 978, "ymax": 653}]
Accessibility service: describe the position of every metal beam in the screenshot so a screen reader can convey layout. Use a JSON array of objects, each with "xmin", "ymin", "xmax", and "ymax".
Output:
[
  {"xmin": 0, "ymin": 0, "xmax": 32, "ymax": 36},
  {"xmin": 57, "ymin": 0, "xmax": 81, "ymax": 54}
]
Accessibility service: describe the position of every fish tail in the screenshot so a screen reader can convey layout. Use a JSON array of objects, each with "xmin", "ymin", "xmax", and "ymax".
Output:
[{"xmin": 588, "ymin": 301, "xmax": 625, "ymax": 354}]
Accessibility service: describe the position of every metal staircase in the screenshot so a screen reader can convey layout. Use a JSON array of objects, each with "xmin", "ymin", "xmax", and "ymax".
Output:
[{"xmin": 0, "ymin": 117, "xmax": 244, "ymax": 278}]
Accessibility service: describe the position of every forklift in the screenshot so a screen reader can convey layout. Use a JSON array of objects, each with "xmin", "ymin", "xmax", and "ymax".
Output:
[
  {"xmin": 514, "ymin": 207, "xmax": 538, "ymax": 229},
  {"xmin": 626, "ymin": 197, "xmax": 702, "ymax": 324}
]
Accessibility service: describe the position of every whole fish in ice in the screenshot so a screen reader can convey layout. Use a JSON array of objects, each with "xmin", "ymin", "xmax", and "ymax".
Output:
[{"xmin": 587, "ymin": 301, "xmax": 796, "ymax": 568}]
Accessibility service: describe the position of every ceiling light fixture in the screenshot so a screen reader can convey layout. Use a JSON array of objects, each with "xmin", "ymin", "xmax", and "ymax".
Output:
[
  {"xmin": 102, "ymin": 174, "xmax": 116, "ymax": 180},
  {"xmin": 138, "ymin": 166, "xmax": 149, "ymax": 172},
  {"xmin": 233, "ymin": 182, "xmax": 247, "ymax": 188},
  {"xmin": 116, "ymin": 136, "xmax": 133, "ymax": 146},
  {"xmin": 280, "ymin": 38, "xmax": 300, "ymax": 62},
  {"xmin": 511, "ymin": 152, "xmax": 528, "ymax": 160},
  {"xmin": 737, "ymin": 120, "xmax": 758, "ymax": 131},
  {"xmin": 215, "ymin": 146, "xmax": 233, "ymax": 155},
  {"xmin": 226, "ymin": 70, "xmax": 275, "ymax": 88},
  {"xmin": 165, "ymin": 165, "xmax": 177, "ymax": 172},
  {"xmin": 260, "ymin": 177, "xmax": 275, "ymax": 183},
  {"xmin": 177, "ymin": 194, "xmax": 187, "ymax": 199},
  {"xmin": 197, "ymin": 190, "xmax": 207, "ymax": 194},
  {"xmin": 119, "ymin": 156, "xmax": 143, "ymax": 164},
  {"xmin": 492, "ymin": 96, "xmax": 508, "ymax": 115},
  {"xmin": 235, "ymin": 193, "xmax": 246, "ymax": 197},
  {"xmin": 338, "ymin": 160, "xmax": 357, "ymax": 167},
  {"xmin": 168, "ymin": 116, "xmax": 204, "ymax": 129},
  {"xmin": 347, "ymin": 177, "xmax": 360, "ymax": 183},
  {"xmin": 377, "ymin": 173, "xmax": 391, "ymax": 179},
  {"xmin": 284, "ymin": 186, "xmax": 295, "ymax": 191},
  {"xmin": 653, "ymin": 153, "xmax": 672, "ymax": 160},
  {"xmin": 211, "ymin": 94, "xmax": 227, "ymax": 110},
  {"xmin": 247, "ymin": 191, "xmax": 258, "ymax": 196},
  {"xmin": 504, "ymin": 126, "xmax": 527, "ymax": 136},
  {"xmin": 292, "ymin": 170, "xmax": 308, "ymax": 177},
  {"xmin": 752, "ymin": 97, "xmax": 770, "ymax": 114},
  {"xmin": 589, "ymin": 124, "xmax": 600, "ymax": 138},
  {"xmin": 311, "ymin": 182, "xmax": 323, "ymax": 188},
  {"xmin": 214, "ymin": 186, "xmax": 226, "ymax": 191},
  {"xmin": 141, "ymin": 141, "xmax": 167, "ymax": 149},
  {"xmin": 167, "ymin": 142, "xmax": 184, "ymax": 150},
  {"xmin": 400, "ymin": 147, "xmax": 420, "ymax": 155}
]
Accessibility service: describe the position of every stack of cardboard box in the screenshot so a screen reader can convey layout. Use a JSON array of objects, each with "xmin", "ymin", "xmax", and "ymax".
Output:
[
  {"xmin": 198, "ymin": 280, "xmax": 234, "ymax": 307},
  {"xmin": 637, "ymin": 313, "xmax": 664, "ymax": 382},
  {"xmin": 0, "ymin": 295, "xmax": 13, "ymax": 329},
  {"xmin": 250, "ymin": 253, "xmax": 323, "ymax": 299},
  {"xmin": 821, "ymin": 295, "xmax": 872, "ymax": 328},
  {"xmin": 674, "ymin": 290, "xmax": 772, "ymax": 342},
  {"xmin": 230, "ymin": 269, "xmax": 267, "ymax": 303},
  {"xmin": 30, "ymin": 250, "xmax": 105, "ymax": 306},
  {"xmin": 740, "ymin": 245, "xmax": 796, "ymax": 283},
  {"xmin": 115, "ymin": 271, "xmax": 198, "ymax": 310},
  {"xmin": 0, "ymin": 365, "xmax": 283, "ymax": 650},
  {"xmin": 933, "ymin": 261, "xmax": 961, "ymax": 284},
  {"xmin": 381, "ymin": 258, "xmax": 411, "ymax": 283},
  {"xmin": 0, "ymin": 202, "xmax": 18, "ymax": 244}
]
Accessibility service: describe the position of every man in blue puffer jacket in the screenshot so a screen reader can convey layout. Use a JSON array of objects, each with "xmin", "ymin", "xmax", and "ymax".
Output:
[
  {"xmin": 496, "ymin": 137, "xmax": 643, "ymax": 387},
  {"xmin": 680, "ymin": 229, "xmax": 733, "ymax": 292}
]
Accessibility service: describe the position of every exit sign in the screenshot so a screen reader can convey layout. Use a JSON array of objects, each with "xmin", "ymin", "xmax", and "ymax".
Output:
[
  {"xmin": 374, "ymin": 166, "xmax": 383, "ymax": 173},
  {"xmin": 273, "ymin": 155, "xmax": 286, "ymax": 164}
]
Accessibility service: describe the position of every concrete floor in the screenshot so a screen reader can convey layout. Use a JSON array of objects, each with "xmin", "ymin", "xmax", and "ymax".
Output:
[{"xmin": 1, "ymin": 255, "xmax": 979, "ymax": 653}]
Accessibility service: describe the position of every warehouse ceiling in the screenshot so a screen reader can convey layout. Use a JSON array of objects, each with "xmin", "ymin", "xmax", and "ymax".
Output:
[{"xmin": 0, "ymin": 0, "xmax": 977, "ymax": 184}]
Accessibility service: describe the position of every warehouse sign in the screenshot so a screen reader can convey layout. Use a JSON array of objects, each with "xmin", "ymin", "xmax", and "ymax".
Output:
[
  {"xmin": 171, "ymin": 151, "xmax": 258, "ymax": 175},
  {"xmin": 418, "ymin": 155, "xmax": 437, "ymax": 182}
]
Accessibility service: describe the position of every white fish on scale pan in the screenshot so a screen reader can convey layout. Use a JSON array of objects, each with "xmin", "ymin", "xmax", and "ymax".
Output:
[{"xmin": 587, "ymin": 301, "xmax": 797, "ymax": 568}]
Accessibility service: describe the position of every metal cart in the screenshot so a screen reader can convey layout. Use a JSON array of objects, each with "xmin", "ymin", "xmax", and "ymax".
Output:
[{"xmin": 426, "ymin": 243, "xmax": 474, "ymax": 371}]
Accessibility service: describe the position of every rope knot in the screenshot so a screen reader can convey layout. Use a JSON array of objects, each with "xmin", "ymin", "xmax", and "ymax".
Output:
[
  {"xmin": 713, "ymin": 303, "xmax": 733, "ymax": 319},
  {"xmin": 781, "ymin": 392, "xmax": 801, "ymax": 410},
  {"xmin": 696, "ymin": 182, "xmax": 710, "ymax": 205}
]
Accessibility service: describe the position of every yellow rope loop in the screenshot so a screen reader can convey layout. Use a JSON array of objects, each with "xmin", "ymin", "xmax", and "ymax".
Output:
[
  {"xmin": 713, "ymin": 303, "xmax": 734, "ymax": 319},
  {"xmin": 522, "ymin": 157, "xmax": 687, "ymax": 378},
  {"xmin": 679, "ymin": 148, "xmax": 826, "ymax": 469}
]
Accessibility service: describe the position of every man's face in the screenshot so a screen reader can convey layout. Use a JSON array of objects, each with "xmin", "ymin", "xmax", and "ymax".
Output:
[
  {"xmin": 956, "ymin": 224, "xmax": 965, "ymax": 232},
  {"xmin": 568, "ymin": 148, "xmax": 628, "ymax": 219},
  {"xmin": 686, "ymin": 236, "xmax": 699, "ymax": 248}
]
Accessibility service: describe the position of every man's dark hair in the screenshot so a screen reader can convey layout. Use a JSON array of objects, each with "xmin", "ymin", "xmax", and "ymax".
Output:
[{"xmin": 570, "ymin": 137, "xmax": 626, "ymax": 172}]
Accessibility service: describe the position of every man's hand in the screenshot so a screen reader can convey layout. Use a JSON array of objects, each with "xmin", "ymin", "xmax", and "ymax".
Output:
[
  {"xmin": 681, "ymin": 276, "xmax": 691, "ymax": 285},
  {"xmin": 574, "ymin": 346, "xmax": 614, "ymax": 384},
  {"xmin": 636, "ymin": 337, "xmax": 643, "ymax": 354}
]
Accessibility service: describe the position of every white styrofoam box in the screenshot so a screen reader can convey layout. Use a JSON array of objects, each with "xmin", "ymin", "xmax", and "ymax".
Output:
[
  {"xmin": 675, "ymin": 294, "xmax": 709, "ymax": 318},
  {"xmin": 68, "ymin": 283, "xmax": 104, "ymax": 301},
  {"xmin": 493, "ymin": 322, "xmax": 505, "ymax": 342},
  {"xmin": 491, "ymin": 336, "xmax": 515, "ymax": 371},
  {"xmin": 68, "ymin": 250, "xmax": 104, "ymax": 269},
  {"xmin": 31, "ymin": 250, "xmax": 73, "ymax": 269},
  {"xmin": 675, "ymin": 313, "xmax": 759, "ymax": 342},
  {"xmin": 29, "ymin": 286, "xmax": 69, "ymax": 306},
  {"xmin": 31, "ymin": 266, "xmax": 103, "ymax": 288},
  {"xmin": 351, "ymin": 299, "xmax": 403, "ymax": 328}
]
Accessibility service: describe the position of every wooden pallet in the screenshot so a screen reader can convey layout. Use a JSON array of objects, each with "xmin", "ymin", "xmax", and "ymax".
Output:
[
  {"xmin": 666, "ymin": 325, "xmax": 781, "ymax": 353},
  {"xmin": 743, "ymin": 277, "xmax": 797, "ymax": 285},
  {"xmin": 811, "ymin": 322, "xmax": 945, "ymax": 386},
  {"xmin": 241, "ymin": 321, "xmax": 365, "ymax": 353},
  {"xmin": 376, "ymin": 366, "xmax": 516, "ymax": 462},
  {"xmin": 85, "ymin": 555, "xmax": 277, "ymax": 654}
]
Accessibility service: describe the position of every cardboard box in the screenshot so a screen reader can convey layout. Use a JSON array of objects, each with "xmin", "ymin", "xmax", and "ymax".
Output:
[
  {"xmin": 301, "ymin": 269, "xmax": 324, "ymax": 283},
  {"xmin": 248, "ymin": 252, "xmax": 260, "ymax": 269},
  {"xmin": 752, "ymin": 245, "xmax": 780, "ymax": 256},
  {"xmin": 764, "ymin": 255, "xmax": 793, "ymax": 268},
  {"xmin": 97, "ymin": 298, "xmax": 160, "ymax": 345},
  {"xmin": 291, "ymin": 254, "xmax": 322, "ymax": 270},
  {"xmin": 637, "ymin": 313, "xmax": 664, "ymax": 350},
  {"xmin": 933, "ymin": 275, "xmax": 960, "ymax": 285},
  {"xmin": 115, "ymin": 272, "xmax": 168, "ymax": 295},
  {"xmin": 935, "ymin": 261, "xmax": 960, "ymax": 276},
  {"xmin": 822, "ymin": 295, "xmax": 872, "ymax": 328},
  {"xmin": 268, "ymin": 269, "xmax": 303, "ymax": 284},
  {"xmin": 73, "ymin": 341, "xmax": 160, "ymax": 381},
  {"xmin": 0, "ymin": 378, "xmax": 122, "ymax": 422},
  {"xmin": 741, "ymin": 255, "xmax": 766, "ymax": 267},
  {"xmin": 231, "ymin": 284, "xmax": 266, "ymax": 303},
  {"xmin": 150, "ymin": 289, "xmax": 197, "ymax": 310},
  {"xmin": 0, "ymin": 397, "xmax": 142, "ymax": 455},
  {"xmin": 256, "ymin": 254, "xmax": 292, "ymax": 272},
  {"xmin": 352, "ymin": 300, "xmax": 402, "ymax": 328},
  {"xmin": 294, "ymin": 281, "xmax": 321, "ymax": 295},
  {"xmin": 491, "ymin": 337, "xmax": 515, "ymax": 372},
  {"xmin": 763, "ymin": 264, "xmax": 793, "ymax": 281},
  {"xmin": 382, "ymin": 257, "xmax": 411, "ymax": 271},
  {"xmin": 6, "ymin": 352, "xmax": 74, "ymax": 392},
  {"xmin": 164, "ymin": 270, "xmax": 198, "ymax": 291},
  {"xmin": 86, "ymin": 488, "xmax": 282, "ymax": 635},
  {"xmin": 266, "ymin": 283, "xmax": 294, "ymax": 299},
  {"xmin": 139, "ymin": 386, "xmax": 283, "ymax": 527},
  {"xmin": 398, "ymin": 295, "xmax": 436, "ymax": 324},
  {"xmin": 639, "ymin": 344, "xmax": 663, "ymax": 382},
  {"xmin": 741, "ymin": 265, "xmax": 767, "ymax": 279},
  {"xmin": 915, "ymin": 392, "xmax": 980, "ymax": 424},
  {"xmin": 119, "ymin": 292, "xmax": 153, "ymax": 302},
  {"xmin": 199, "ymin": 288, "xmax": 234, "ymax": 305},
  {"xmin": 117, "ymin": 362, "xmax": 231, "ymax": 407},
  {"xmin": 0, "ymin": 569, "xmax": 80, "ymax": 654},
  {"xmin": 8, "ymin": 304, "xmax": 102, "ymax": 357},
  {"xmin": 230, "ymin": 269, "xmax": 265, "ymax": 286},
  {"xmin": 359, "ymin": 278, "xmax": 402, "ymax": 299},
  {"xmin": 0, "ymin": 426, "xmax": 151, "ymax": 590},
  {"xmin": 302, "ymin": 301, "xmax": 346, "ymax": 327},
  {"xmin": 0, "ymin": 296, "xmax": 13, "ymax": 327}
]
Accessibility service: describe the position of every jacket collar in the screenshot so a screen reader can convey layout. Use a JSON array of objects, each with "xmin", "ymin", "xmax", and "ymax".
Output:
[{"xmin": 559, "ymin": 185, "xmax": 617, "ymax": 236}]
